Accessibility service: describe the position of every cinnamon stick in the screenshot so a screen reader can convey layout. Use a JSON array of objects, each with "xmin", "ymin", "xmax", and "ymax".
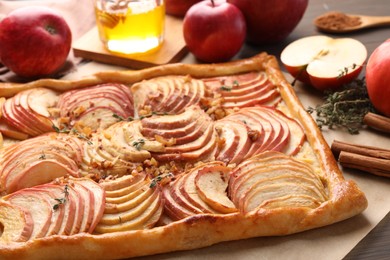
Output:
[
  {"xmin": 331, "ymin": 140, "xmax": 390, "ymax": 160},
  {"xmin": 331, "ymin": 140, "xmax": 390, "ymax": 178},
  {"xmin": 339, "ymin": 151, "xmax": 390, "ymax": 178},
  {"xmin": 364, "ymin": 112, "xmax": 390, "ymax": 134}
]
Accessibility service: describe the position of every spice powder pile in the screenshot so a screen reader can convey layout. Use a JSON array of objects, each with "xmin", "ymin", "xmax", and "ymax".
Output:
[{"xmin": 315, "ymin": 11, "xmax": 362, "ymax": 30}]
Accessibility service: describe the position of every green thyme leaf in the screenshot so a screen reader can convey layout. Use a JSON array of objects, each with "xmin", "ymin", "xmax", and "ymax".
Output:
[{"xmin": 307, "ymin": 78, "xmax": 376, "ymax": 134}]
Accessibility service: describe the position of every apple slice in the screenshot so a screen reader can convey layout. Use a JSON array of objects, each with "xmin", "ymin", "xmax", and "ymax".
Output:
[
  {"xmin": 4, "ymin": 190, "xmax": 53, "ymax": 239},
  {"xmin": 0, "ymin": 117, "xmax": 29, "ymax": 140},
  {"xmin": 27, "ymin": 87, "xmax": 59, "ymax": 118},
  {"xmin": 95, "ymin": 186, "xmax": 163, "ymax": 233},
  {"xmin": 72, "ymin": 178, "xmax": 106, "ymax": 233},
  {"xmin": 195, "ymin": 165, "xmax": 237, "ymax": 213},
  {"xmin": 0, "ymin": 200, "xmax": 33, "ymax": 242},
  {"xmin": 281, "ymin": 35, "xmax": 367, "ymax": 90},
  {"xmin": 131, "ymin": 76, "xmax": 206, "ymax": 114},
  {"xmin": 4, "ymin": 159, "xmax": 79, "ymax": 194}
]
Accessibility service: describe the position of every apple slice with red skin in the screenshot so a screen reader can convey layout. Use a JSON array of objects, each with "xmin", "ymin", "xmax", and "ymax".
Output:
[
  {"xmin": 132, "ymin": 76, "xmax": 206, "ymax": 114},
  {"xmin": 170, "ymin": 173, "xmax": 206, "ymax": 215},
  {"xmin": 242, "ymin": 181, "xmax": 324, "ymax": 213},
  {"xmin": 1, "ymin": 154, "xmax": 79, "ymax": 194},
  {"xmin": 195, "ymin": 165, "xmax": 237, "ymax": 213},
  {"xmin": 17, "ymin": 89, "xmax": 54, "ymax": 133},
  {"xmin": 0, "ymin": 117, "xmax": 29, "ymax": 140},
  {"xmin": 72, "ymin": 178, "xmax": 106, "ymax": 233},
  {"xmin": 162, "ymin": 183, "xmax": 196, "ymax": 220},
  {"xmin": 4, "ymin": 190, "xmax": 53, "ymax": 239},
  {"xmin": 179, "ymin": 164, "xmax": 220, "ymax": 214},
  {"xmin": 27, "ymin": 87, "xmax": 59, "ymax": 118},
  {"xmin": 228, "ymin": 151, "xmax": 326, "ymax": 207},
  {"xmin": 25, "ymin": 185, "xmax": 66, "ymax": 236},
  {"xmin": 203, "ymin": 71, "xmax": 265, "ymax": 94},
  {"xmin": 55, "ymin": 183, "xmax": 79, "ymax": 236},
  {"xmin": 281, "ymin": 35, "xmax": 367, "ymax": 91},
  {"xmin": 214, "ymin": 119, "xmax": 252, "ymax": 164},
  {"xmin": 0, "ymin": 200, "xmax": 33, "ymax": 242},
  {"xmin": 2, "ymin": 97, "xmax": 41, "ymax": 136}
]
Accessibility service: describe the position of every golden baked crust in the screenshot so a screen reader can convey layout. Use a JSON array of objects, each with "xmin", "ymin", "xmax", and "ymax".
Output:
[{"xmin": 0, "ymin": 53, "xmax": 367, "ymax": 260}]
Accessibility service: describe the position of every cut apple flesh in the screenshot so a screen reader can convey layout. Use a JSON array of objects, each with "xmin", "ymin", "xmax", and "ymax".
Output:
[
  {"xmin": 0, "ymin": 201, "xmax": 33, "ymax": 242},
  {"xmin": 281, "ymin": 35, "xmax": 367, "ymax": 90}
]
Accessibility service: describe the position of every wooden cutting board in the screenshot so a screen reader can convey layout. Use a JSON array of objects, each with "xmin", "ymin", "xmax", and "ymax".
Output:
[{"xmin": 73, "ymin": 15, "xmax": 188, "ymax": 69}]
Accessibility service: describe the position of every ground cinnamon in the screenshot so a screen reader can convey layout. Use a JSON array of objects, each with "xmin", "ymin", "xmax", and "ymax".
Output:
[{"xmin": 315, "ymin": 11, "xmax": 362, "ymax": 30}]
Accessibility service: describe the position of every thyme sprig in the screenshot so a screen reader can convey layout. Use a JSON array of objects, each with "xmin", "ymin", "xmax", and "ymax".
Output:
[
  {"xmin": 307, "ymin": 78, "xmax": 376, "ymax": 134},
  {"xmin": 53, "ymin": 184, "xmax": 69, "ymax": 211},
  {"xmin": 150, "ymin": 173, "xmax": 174, "ymax": 188},
  {"xmin": 52, "ymin": 125, "xmax": 93, "ymax": 145},
  {"xmin": 220, "ymin": 80, "xmax": 239, "ymax": 92},
  {"xmin": 132, "ymin": 138, "xmax": 145, "ymax": 151}
]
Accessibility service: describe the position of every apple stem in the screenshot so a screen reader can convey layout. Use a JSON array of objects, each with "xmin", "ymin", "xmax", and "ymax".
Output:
[{"xmin": 211, "ymin": 0, "xmax": 215, "ymax": 7}]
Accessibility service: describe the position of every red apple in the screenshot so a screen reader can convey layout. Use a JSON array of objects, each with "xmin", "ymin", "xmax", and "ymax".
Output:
[
  {"xmin": 228, "ymin": 0, "xmax": 308, "ymax": 45},
  {"xmin": 183, "ymin": 0, "xmax": 246, "ymax": 63},
  {"xmin": 280, "ymin": 35, "xmax": 367, "ymax": 91},
  {"xmin": 0, "ymin": 6, "xmax": 72, "ymax": 78},
  {"xmin": 165, "ymin": 0, "xmax": 203, "ymax": 17},
  {"xmin": 365, "ymin": 39, "xmax": 390, "ymax": 117}
]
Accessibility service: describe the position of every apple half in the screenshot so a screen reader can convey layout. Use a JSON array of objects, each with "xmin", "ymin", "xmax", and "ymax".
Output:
[{"xmin": 281, "ymin": 35, "xmax": 367, "ymax": 91}]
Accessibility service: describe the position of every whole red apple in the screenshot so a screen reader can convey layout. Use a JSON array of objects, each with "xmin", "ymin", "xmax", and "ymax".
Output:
[
  {"xmin": 366, "ymin": 39, "xmax": 390, "ymax": 117},
  {"xmin": 165, "ymin": 0, "xmax": 203, "ymax": 17},
  {"xmin": 228, "ymin": 0, "xmax": 308, "ymax": 45},
  {"xmin": 183, "ymin": 0, "xmax": 246, "ymax": 63},
  {"xmin": 0, "ymin": 6, "xmax": 72, "ymax": 78}
]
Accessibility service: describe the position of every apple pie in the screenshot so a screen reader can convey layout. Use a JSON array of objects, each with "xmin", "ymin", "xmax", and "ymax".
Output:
[{"xmin": 0, "ymin": 53, "xmax": 367, "ymax": 259}]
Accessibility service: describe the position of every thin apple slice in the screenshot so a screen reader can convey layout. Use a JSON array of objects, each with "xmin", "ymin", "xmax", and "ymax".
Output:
[
  {"xmin": 71, "ymin": 178, "xmax": 106, "ymax": 233},
  {"xmin": 281, "ymin": 35, "xmax": 367, "ymax": 90},
  {"xmin": 131, "ymin": 76, "xmax": 206, "ymax": 114},
  {"xmin": 195, "ymin": 165, "xmax": 237, "ymax": 213},
  {"xmin": 5, "ymin": 159, "xmax": 79, "ymax": 194},
  {"xmin": 228, "ymin": 151, "xmax": 324, "ymax": 205},
  {"xmin": 94, "ymin": 187, "xmax": 163, "ymax": 233},
  {"xmin": 170, "ymin": 173, "xmax": 205, "ymax": 214},
  {"xmin": 0, "ymin": 117, "xmax": 29, "ymax": 140},
  {"xmin": 4, "ymin": 190, "xmax": 53, "ymax": 239},
  {"xmin": 179, "ymin": 164, "xmax": 220, "ymax": 214},
  {"xmin": 27, "ymin": 184, "xmax": 66, "ymax": 237},
  {"xmin": 56, "ymin": 183, "xmax": 78, "ymax": 236},
  {"xmin": 98, "ymin": 185, "xmax": 159, "ymax": 225},
  {"xmin": 105, "ymin": 179, "xmax": 150, "ymax": 205},
  {"xmin": 242, "ymin": 181, "xmax": 324, "ymax": 213},
  {"xmin": 104, "ymin": 182, "xmax": 153, "ymax": 214},
  {"xmin": 0, "ymin": 200, "xmax": 33, "ymax": 242},
  {"xmin": 1, "ymin": 98, "xmax": 40, "ymax": 136},
  {"xmin": 17, "ymin": 89, "xmax": 54, "ymax": 133},
  {"xmin": 256, "ymin": 194, "xmax": 322, "ymax": 210},
  {"xmin": 99, "ymin": 173, "xmax": 146, "ymax": 193},
  {"xmin": 27, "ymin": 87, "xmax": 59, "ymax": 118},
  {"xmin": 162, "ymin": 182, "xmax": 197, "ymax": 220}
]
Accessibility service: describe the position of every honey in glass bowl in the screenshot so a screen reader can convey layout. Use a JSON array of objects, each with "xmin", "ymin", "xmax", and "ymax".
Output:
[{"xmin": 94, "ymin": 0, "xmax": 165, "ymax": 55}]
